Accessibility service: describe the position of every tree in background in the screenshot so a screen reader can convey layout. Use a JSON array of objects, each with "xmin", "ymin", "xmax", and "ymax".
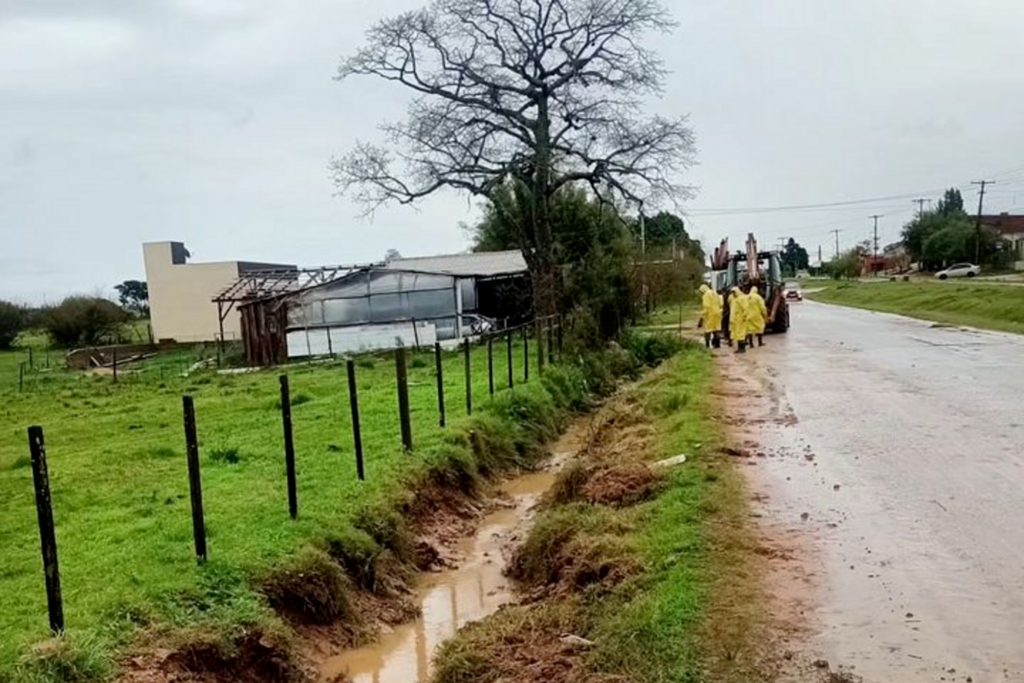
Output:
[
  {"xmin": 334, "ymin": 0, "xmax": 696, "ymax": 316},
  {"xmin": 114, "ymin": 280, "xmax": 149, "ymax": 316},
  {"xmin": 780, "ymin": 238, "xmax": 810, "ymax": 276},
  {"xmin": 824, "ymin": 249, "xmax": 861, "ymax": 280},
  {"xmin": 937, "ymin": 188, "xmax": 964, "ymax": 216},
  {"xmin": 901, "ymin": 187, "xmax": 976, "ymax": 268},
  {"xmin": 0, "ymin": 301, "xmax": 25, "ymax": 350},
  {"xmin": 41, "ymin": 297, "xmax": 130, "ymax": 348},
  {"xmin": 471, "ymin": 183, "xmax": 636, "ymax": 340},
  {"xmin": 637, "ymin": 212, "xmax": 705, "ymax": 263}
]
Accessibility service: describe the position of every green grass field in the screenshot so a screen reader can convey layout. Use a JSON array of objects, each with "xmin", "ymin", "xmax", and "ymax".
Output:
[
  {"xmin": 806, "ymin": 280, "xmax": 1024, "ymax": 335},
  {"xmin": 0, "ymin": 337, "xmax": 540, "ymax": 678}
]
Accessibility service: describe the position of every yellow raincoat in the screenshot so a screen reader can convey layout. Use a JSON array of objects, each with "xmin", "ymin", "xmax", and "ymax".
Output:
[
  {"xmin": 728, "ymin": 288, "xmax": 747, "ymax": 341},
  {"xmin": 698, "ymin": 284, "xmax": 723, "ymax": 333},
  {"xmin": 748, "ymin": 289, "xmax": 768, "ymax": 335}
]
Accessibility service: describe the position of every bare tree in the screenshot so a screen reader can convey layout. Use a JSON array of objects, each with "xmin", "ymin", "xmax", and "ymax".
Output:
[{"xmin": 333, "ymin": 0, "xmax": 696, "ymax": 314}]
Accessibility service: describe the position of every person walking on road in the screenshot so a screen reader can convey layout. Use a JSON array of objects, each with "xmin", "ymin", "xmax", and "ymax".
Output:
[
  {"xmin": 698, "ymin": 284, "xmax": 723, "ymax": 348},
  {"xmin": 729, "ymin": 287, "xmax": 748, "ymax": 353},
  {"xmin": 747, "ymin": 284, "xmax": 768, "ymax": 347}
]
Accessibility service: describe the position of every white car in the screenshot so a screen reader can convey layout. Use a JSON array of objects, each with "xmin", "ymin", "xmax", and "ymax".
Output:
[{"xmin": 935, "ymin": 263, "xmax": 980, "ymax": 279}]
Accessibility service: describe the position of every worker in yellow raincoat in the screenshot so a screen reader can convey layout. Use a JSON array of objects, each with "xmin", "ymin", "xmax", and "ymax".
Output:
[
  {"xmin": 698, "ymin": 284, "xmax": 723, "ymax": 348},
  {"xmin": 747, "ymin": 284, "xmax": 768, "ymax": 347},
  {"xmin": 728, "ymin": 287, "xmax": 748, "ymax": 353}
]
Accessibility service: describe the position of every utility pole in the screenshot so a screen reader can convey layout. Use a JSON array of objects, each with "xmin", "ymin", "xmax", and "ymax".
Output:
[
  {"xmin": 830, "ymin": 229, "xmax": 841, "ymax": 259},
  {"xmin": 971, "ymin": 180, "xmax": 995, "ymax": 263},
  {"xmin": 818, "ymin": 245, "xmax": 823, "ymax": 267},
  {"xmin": 912, "ymin": 198, "xmax": 929, "ymax": 218},
  {"xmin": 870, "ymin": 215, "xmax": 883, "ymax": 258}
]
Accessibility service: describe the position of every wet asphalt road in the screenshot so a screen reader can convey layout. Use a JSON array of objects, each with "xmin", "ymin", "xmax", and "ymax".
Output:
[{"xmin": 747, "ymin": 301, "xmax": 1024, "ymax": 683}]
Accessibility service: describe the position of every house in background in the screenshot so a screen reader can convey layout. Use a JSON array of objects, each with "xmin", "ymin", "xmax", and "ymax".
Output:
[
  {"xmin": 979, "ymin": 214, "xmax": 1024, "ymax": 270},
  {"xmin": 143, "ymin": 241, "xmax": 295, "ymax": 343}
]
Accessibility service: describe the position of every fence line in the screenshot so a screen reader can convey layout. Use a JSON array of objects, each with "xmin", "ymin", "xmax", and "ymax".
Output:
[{"xmin": 10, "ymin": 320, "xmax": 569, "ymax": 631}]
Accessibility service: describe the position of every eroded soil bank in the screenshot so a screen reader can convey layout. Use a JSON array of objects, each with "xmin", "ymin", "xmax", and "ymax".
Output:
[{"xmin": 320, "ymin": 425, "xmax": 586, "ymax": 683}]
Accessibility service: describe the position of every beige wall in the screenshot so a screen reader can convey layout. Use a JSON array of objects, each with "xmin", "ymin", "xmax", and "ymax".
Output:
[{"xmin": 144, "ymin": 242, "xmax": 242, "ymax": 342}]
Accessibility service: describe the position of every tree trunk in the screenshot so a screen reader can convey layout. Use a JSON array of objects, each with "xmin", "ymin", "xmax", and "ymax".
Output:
[{"xmin": 531, "ymin": 93, "xmax": 558, "ymax": 318}]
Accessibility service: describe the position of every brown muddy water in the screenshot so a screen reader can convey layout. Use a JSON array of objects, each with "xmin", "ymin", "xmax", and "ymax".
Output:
[{"xmin": 321, "ymin": 432, "xmax": 583, "ymax": 683}]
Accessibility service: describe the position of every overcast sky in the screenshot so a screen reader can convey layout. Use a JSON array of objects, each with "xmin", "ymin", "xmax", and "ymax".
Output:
[{"xmin": 3, "ymin": 0, "xmax": 1024, "ymax": 303}]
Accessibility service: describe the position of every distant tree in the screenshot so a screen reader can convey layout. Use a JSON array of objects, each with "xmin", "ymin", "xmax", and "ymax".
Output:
[
  {"xmin": 825, "ymin": 249, "xmax": 861, "ymax": 280},
  {"xmin": 937, "ymin": 188, "xmax": 964, "ymax": 216},
  {"xmin": 384, "ymin": 248, "xmax": 402, "ymax": 262},
  {"xmin": 637, "ymin": 212, "xmax": 705, "ymax": 263},
  {"xmin": 471, "ymin": 183, "xmax": 636, "ymax": 339},
  {"xmin": 780, "ymin": 238, "xmax": 810, "ymax": 275},
  {"xmin": 41, "ymin": 297, "xmax": 131, "ymax": 348},
  {"xmin": 114, "ymin": 280, "xmax": 149, "ymax": 316},
  {"xmin": 333, "ymin": 0, "xmax": 697, "ymax": 316},
  {"xmin": 0, "ymin": 301, "xmax": 25, "ymax": 350}
]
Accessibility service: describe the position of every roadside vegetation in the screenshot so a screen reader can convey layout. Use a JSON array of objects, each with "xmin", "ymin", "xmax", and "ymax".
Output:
[
  {"xmin": 806, "ymin": 280, "xmax": 1024, "ymax": 335},
  {"xmin": 0, "ymin": 329, "xmax": 688, "ymax": 682},
  {"xmin": 433, "ymin": 342, "xmax": 767, "ymax": 683}
]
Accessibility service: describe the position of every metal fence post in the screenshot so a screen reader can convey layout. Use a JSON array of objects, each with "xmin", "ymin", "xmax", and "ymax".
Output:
[
  {"xmin": 346, "ymin": 360, "xmax": 365, "ymax": 480},
  {"xmin": 112, "ymin": 349, "xmax": 118, "ymax": 383},
  {"xmin": 547, "ymin": 319, "xmax": 554, "ymax": 365},
  {"xmin": 28, "ymin": 426, "xmax": 64, "ymax": 634},
  {"xmin": 536, "ymin": 319, "xmax": 545, "ymax": 373},
  {"xmin": 506, "ymin": 332, "xmax": 514, "ymax": 389},
  {"xmin": 464, "ymin": 338, "xmax": 472, "ymax": 415},
  {"xmin": 487, "ymin": 336, "xmax": 494, "ymax": 396},
  {"xmin": 279, "ymin": 375, "xmax": 298, "ymax": 519},
  {"xmin": 523, "ymin": 327, "xmax": 529, "ymax": 382},
  {"xmin": 434, "ymin": 342, "xmax": 446, "ymax": 427},
  {"xmin": 395, "ymin": 348, "xmax": 413, "ymax": 451},
  {"xmin": 182, "ymin": 396, "xmax": 207, "ymax": 563}
]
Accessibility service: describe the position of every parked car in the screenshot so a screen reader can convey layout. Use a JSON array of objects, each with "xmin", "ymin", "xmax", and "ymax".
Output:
[{"xmin": 935, "ymin": 263, "xmax": 980, "ymax": 279}]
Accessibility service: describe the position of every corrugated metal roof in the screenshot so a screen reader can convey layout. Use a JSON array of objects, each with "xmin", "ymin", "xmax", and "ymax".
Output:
[{"xmin": 387, "ymin": 250, "xmax": 527, "ymax": 276}]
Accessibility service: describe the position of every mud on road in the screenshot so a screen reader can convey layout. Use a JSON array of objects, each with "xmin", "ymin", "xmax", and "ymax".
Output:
[{"xmin": 729, "ymin": 301, "xmax": 1024, "ymax": 683}]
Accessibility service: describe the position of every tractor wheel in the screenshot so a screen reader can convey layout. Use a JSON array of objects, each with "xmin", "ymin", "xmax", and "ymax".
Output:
[{"xmin": 773, "ymin": 302, "xmax": 790, "ymax": 334}]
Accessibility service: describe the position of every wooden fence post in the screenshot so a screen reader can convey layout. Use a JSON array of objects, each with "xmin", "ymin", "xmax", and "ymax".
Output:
[
  {"xmin": 28, "ymin": 347, "xmax": 34, "ymax": 370},
  {"xmin": 395, "ymin": 348, "xmax": 413, "ymax": 451},
  {"xmin": 434, "ymin": 342, "xmax": 446, "ymax": 428},
  {"xmin": 28, "ymin": 426, "xmax": 64, "ymax": 634},
  {"xmin": 346, "ymin": 360, "xmax": 365, "ymax": 480},
  {"xmin": 279, "ymin": 375, "xmax": 298, "ymax": 519},
  {"xmin": 506, "ymin": 332, "xmax": 514, "ymax": 389},
  {"xmin": 464, "ymin": 338, "xmax": 472, "ymax": 415},
  {"xmin": 182, "ymin": 396, "xmax": 207, "ymax": 563},
  {"xmin": 19, "ymin": 362, "xmax": 25, "ymax": 392},
  {"xmin": 487, "ymin": 336, "xmax": 494, "ymax": 396},
  {"xmin": 112, "ymin": 349, "xmax": 118, "ymax": 383}
]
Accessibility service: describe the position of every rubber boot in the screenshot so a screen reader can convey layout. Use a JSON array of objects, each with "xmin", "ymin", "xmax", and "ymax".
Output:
[
  {"xmin": 704, "ymin": 333, "xmax": 712, "ymax": 349},
  {"xmin": 712, "ymin": 334, "xmax": 721, "ymax": 349},
  {"xmin": 736, "ymin": 340, "xmax": 747, "ymax": 354},
  {"xmin": 758, "ymin": 334, "xmax": 764, "ymax": 347}
]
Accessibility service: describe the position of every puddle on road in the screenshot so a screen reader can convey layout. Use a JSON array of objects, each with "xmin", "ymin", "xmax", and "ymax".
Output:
[{"xmin": 321, "ymin": 463, "xmax": 565, "ymax": 683}]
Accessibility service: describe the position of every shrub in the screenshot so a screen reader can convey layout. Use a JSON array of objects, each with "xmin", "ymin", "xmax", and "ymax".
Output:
[
  {"xmin": 621, "ymin": 330, "xmax": 688, "ymax": 367},
  {"xmin": 40, "ymin": 296, "xmax": 130, "ymax": 348},
  {"xmin": 0, "ymin": 300, "xmax": 25, "ymax": 350}
]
